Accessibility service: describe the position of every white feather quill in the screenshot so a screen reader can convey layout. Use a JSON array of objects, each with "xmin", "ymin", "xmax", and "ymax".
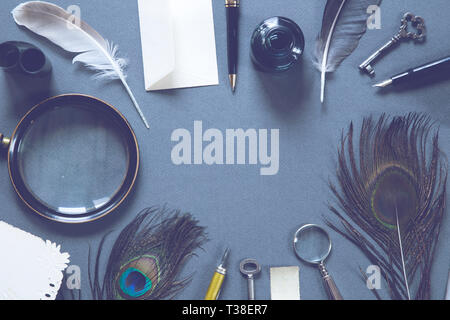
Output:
[
  {"xmin": 12, "ymin": 1, "xmax": 149, "ymax": 129},
  {"xmin": 313, "ymin": 0, "xmax": 381, "ymax": 103}
]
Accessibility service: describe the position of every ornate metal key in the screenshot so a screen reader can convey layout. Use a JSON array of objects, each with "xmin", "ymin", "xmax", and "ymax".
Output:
[
  {"xmin": 239, "ymin": 258, "xmax": 261, "ymax": 300},
  {"xmin": 359, "ymin": 12, "xmax": 426, "ymax": 76}
]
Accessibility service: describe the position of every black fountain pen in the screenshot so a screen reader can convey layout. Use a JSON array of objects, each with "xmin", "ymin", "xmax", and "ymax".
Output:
[
  {"xmin": 226, "ymin": 0, "xmax": 240, "ymax": 92},
  {"xmin": 374, "ymin": 56, "xmax": 450, "ymax": 88}
]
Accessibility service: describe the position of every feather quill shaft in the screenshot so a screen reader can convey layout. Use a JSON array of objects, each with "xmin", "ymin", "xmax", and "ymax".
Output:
[
  {"xmin": 313, "ymin": 0, "xmax": 381, "ymax": 103},
  {"xmin": 12, "ymin": 1, "xmax": 150, "ymax": 129},
  {"xmin": 395, "ymin": 205, "xmax": 411, "ymax": 300},
  {"xmin": 320, "ymin": 0, "xmax": 346, "ymax": 104}
]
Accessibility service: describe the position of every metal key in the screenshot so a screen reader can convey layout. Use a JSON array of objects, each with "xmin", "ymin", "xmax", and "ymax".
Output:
[
  {"xmin": 359, "ymin": 12, "xmax": 426, "ymax": 76},
  {"xmin": 239, "ymin": 258, "xmax": 261, "ymax": 300}
]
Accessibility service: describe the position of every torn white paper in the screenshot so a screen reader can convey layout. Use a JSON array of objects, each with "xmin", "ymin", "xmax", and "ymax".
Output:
[
  {"xmin": 138, "ymin": 0, "xmax": 219, "ymax": 91},
  {"xmin": 0, "ymin": 221, "xmax": 70, "ymax": 300},
  {"xmin": 270, "ymin": 266, "xmax": 300, "ymax": 300}
]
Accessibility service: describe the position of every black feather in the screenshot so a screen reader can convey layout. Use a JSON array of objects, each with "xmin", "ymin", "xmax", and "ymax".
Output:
[
  {"xmin": 327, "ymin": 113, "xmax": 447, "ymax": 300},
  {"xmin": 89, "ymin": 207, "xmax": 207, "ymax": 300}
]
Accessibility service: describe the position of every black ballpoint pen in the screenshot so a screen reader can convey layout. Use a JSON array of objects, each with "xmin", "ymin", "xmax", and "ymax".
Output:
[
  {"xmin": 226, "ymin": 0, "xmax": 239, "ymax": 92},
  {"xmin": 373, "ymin": 56, "xmax": 450, "ymax": 88}
]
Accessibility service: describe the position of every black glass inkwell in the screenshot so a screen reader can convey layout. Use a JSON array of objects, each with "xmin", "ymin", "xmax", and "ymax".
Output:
[
  {"xmin": 251, "ymin": 17, "xmax": 305, "ymax": 73},
  {"xmin": 0, "ymin": 41, "xmax": 52, "ymax": 77}
]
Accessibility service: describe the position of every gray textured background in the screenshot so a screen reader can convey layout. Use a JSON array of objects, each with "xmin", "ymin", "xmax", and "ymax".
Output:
[{"xmin": 0, "ymin": 0, "xmax": 449, "ymax": 300}]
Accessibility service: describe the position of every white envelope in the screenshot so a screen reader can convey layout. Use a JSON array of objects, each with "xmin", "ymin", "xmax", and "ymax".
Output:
[{"xmin": 137, "ymin": 0, "xmax": 219, "ymax": 91}]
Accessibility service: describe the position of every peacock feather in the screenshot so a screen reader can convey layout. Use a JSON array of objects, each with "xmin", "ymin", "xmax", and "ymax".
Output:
[
  {"xmin": 89, "ymin": 207, "xmax": 207, "ymax": 300},
  {"xmin": 327, "ymin": 113, "xmax": 447, "ymax": 300}
]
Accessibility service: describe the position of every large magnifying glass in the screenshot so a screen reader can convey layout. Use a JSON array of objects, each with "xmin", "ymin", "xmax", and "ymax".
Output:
[
  {"xmin": 0, "ymin": 94, "xmax": 139, "ymax": 223},
  {"xmin": 293, "ymin": 224, "xmax": 343, "ymax": 300}
]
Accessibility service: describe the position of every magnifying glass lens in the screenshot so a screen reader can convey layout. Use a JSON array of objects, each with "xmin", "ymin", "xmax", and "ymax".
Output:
[
  {"xmin": 17, "ymin": 104, "xmax": 129, "ymax": 215},
  {"xmin": 294, "ymin": 226, "xmax": 331, "ymax": 263}
]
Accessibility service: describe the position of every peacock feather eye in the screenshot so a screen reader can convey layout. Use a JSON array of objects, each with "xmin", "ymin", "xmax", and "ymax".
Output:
[
  {"xmin": 118, "ymin": 268, "xmax": 151, "ymax": 298},
  {"xmin": 370, "ymin": 165, "xmax": 418, "ymax": 229},
  {"xmin": 116, "ymin": 255, "xmax": 160, "ymax": 299}
]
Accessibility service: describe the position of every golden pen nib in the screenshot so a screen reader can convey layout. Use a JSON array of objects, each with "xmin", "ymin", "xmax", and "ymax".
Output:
[{"xmin": 229, "ymin": 74, "xmax": 237, "ymax": 92}]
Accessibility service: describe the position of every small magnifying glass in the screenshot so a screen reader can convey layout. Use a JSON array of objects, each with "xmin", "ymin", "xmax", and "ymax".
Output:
[{"xmin": 293, "ymin": 224, "xmax": 343, "ymax": 300}]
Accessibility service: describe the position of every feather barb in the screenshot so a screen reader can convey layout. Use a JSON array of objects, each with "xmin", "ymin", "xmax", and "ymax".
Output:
[{"xmin": 12, "ymin": 1, "xmax": 150, "ymax": 129}]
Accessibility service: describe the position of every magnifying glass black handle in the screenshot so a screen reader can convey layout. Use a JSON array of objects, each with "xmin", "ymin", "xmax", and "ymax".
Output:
[{"xmin": 319, "ymin": 262, "xmax": 343, "ymax": 300}]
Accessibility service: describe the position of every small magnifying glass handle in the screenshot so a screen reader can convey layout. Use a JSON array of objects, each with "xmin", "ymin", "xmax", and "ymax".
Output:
[{"xmin": 319, "ymin": 262, "xmax": 343, "ymax": 300}]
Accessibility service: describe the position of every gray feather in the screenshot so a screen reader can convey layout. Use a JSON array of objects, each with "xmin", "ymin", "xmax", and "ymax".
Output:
[{"xmin": 313, "ymin": 0, "xmax": 381, "ymax": 102}]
